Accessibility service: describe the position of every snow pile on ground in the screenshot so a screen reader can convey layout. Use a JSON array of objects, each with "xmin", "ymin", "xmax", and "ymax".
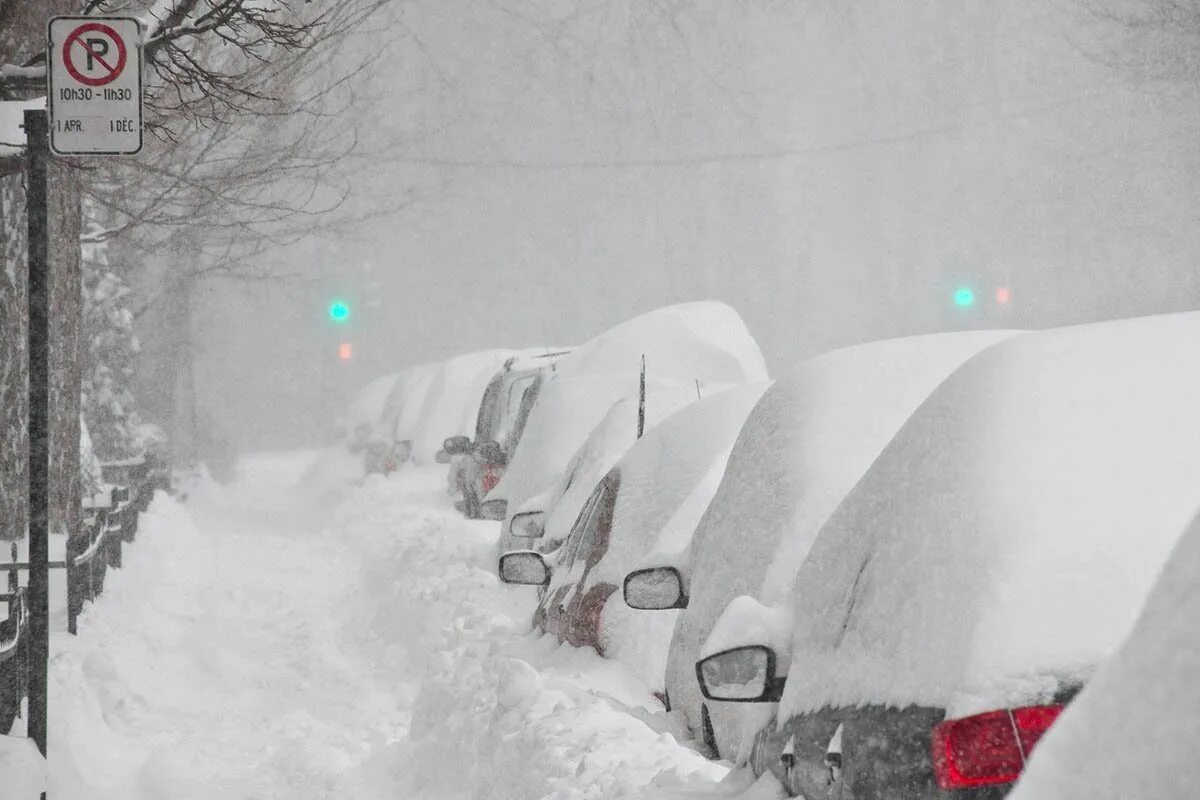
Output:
[
  {"xmin": 1009, "ymin": 507, "xmax": 1200, "ymax": 800},
  {"xmin": 779, "ymin": 311, "xmax": 1200, "ymax": 720},
  {"xmin": 330, "ymin": 473, "xmax": 731, "ymax": 800},
  {"xmin": 0, "ymin": 734, "xmax": 45, "ymax": 799},
  {"xmin": 663, "ymin": 329, "xmax": 1019, "ymax": 758},
  {"xmin": 43, "ymin": 452, "xmax": 761, "ymax": 800},
  {"xmin": 294, "ymin": 438, "xmax": 367, "ymax": 504}
]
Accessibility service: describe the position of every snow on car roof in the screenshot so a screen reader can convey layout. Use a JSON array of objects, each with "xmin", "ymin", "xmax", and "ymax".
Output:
[
  {"xmin": 344, "ymin": 372, "xmax": 401, "ymax": 431},
  {"xmin": 560, "ymin": 381, "xmax": 767, "ymax": 690},
  {"xmin": 1007, "ymin": 507, "xmax": 1200, "ymax": 800},
  {"xmin": 494, "ymin": 374, "xmax": 705, "ymax": 556},
  {"xmin": 501, "ymin": 347, "xmax": 573, "ymax": 373},
  {"xmin": 490, "ymin": 302, "xmax": 768, "ymax": 546},
  {"xmin": 778, "ymin": 312, "xmax": 1200, "ymax": 719},
  {"xmin": 552, "ymin": 301, "xmax": 768, "ymax": 385},
  {"xmin": 668, "ymin": 329, "xmax": 1020, "ymax": 743},
  {"xmin": 539, "ymin": 396, "xmax": 645, "ymax": 550},
  {"xmin": 590, "ymin": 381, "xmax": 770, "ymax": 589}
]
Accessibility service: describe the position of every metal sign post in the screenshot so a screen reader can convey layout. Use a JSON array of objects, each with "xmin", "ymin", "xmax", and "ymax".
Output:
[
  {"xmin": 22, "ymin": 108, "xmax": 50, "ymax": 764},
  {"xmin": 19, "ymin": 17, "xmax": 144, "ymax": 792}
]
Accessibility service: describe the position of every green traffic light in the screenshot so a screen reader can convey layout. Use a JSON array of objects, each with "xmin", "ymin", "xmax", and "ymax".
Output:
[
  {"xmin": 953, "ymin": 287, "xmax": 975, "ymax": 308},
  {"xmin": 328, "ymin": 301, "xmax": 350, "ymax": 322}
]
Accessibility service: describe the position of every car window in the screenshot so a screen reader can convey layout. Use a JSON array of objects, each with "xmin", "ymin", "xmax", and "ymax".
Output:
[
  {"xmin": 507, "ymin": 374, "xmax": 537, "ymax": 414},
  {"xmin": 560, "ymin": 482, "xmax": 606, "ymax": 569},
  {"xmin": 563, "ymin": 473, "xmax": 620, "ymax": 574},
  {"xmin": 494, "ymin": 373, "xmax": 538, "ymax": 447},
  {"xmin": 506, "ymin": 379, "xmax": 541, "ymax": 451},
  {"xmin": 474, "ymin": 376, "xmax": 503, "ymax": 442}
]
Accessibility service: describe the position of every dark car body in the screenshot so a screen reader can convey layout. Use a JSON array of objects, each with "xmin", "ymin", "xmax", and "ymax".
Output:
[
  {"xmin": 532, "ymin": 471, "xmax": 621, "ymax": 651},
  {"xmin": 452, "ymin": 353, "xmax": 567, "ymax": 517},
  {"xmin": 746, "ymin": 688, "xmax": 1077, "ymax": 799}
]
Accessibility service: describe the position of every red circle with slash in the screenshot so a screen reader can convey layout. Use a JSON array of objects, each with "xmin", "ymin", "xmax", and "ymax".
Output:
[{"xmin": 62, "ymin": 22, "xmax": 128, "ymax": 87}]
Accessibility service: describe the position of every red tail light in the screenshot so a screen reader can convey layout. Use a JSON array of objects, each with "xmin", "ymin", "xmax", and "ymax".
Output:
[
  {"xmin": 481, "ymin": 466, "xmax": 501, "ymax": 492},
  {"xmin": 931, "ymin": 705, "xmax": 1064, "ymax": 790}
]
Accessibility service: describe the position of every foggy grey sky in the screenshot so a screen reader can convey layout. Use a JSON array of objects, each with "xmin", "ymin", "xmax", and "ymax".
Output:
[{"xmin": 183, "ymin": 0, "xmax": 1200, "ymax": 449}]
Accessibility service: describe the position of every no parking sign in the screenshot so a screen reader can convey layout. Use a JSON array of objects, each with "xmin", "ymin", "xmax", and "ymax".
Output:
[{"xmin": 48, "ymin": 16, "xmax": 143, "ymax": 155}]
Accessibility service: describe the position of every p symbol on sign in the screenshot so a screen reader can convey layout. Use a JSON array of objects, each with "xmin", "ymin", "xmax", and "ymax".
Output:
[{"xmin": 85, "ymin": 37, "xmax": 110, "ymax": 71}]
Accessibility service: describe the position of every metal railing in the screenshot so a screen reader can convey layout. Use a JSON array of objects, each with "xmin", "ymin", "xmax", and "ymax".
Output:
[{"xmin": 0, "ymin": 453, "xmax": 169, "ymax": 735}]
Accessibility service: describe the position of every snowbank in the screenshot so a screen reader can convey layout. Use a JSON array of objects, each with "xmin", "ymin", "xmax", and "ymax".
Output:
[
  {"xmin": 1009, "ymin": 508, "xmax": 1200, "ymax": 800},
  {"xmin": 665, "ymin": 329, "xmax": 1020, "ymax": 760},
  {"xmin": 779, "ymin": 312, "xmax": 1200, "ymax": 722},
  {"xmin": 324, "ymin": 473, "xmax": 731, "ymax": 800},
  {"xmin": 47, "ymin": 454, "xmax": 736, "ymax": 799},
  {"xmin": 0, "ymin": 735, "xmax": 45, "ymax": 799}
]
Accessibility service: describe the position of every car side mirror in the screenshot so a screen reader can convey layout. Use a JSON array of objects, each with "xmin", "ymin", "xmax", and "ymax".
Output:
[
  {"xmin": 498, "ymin": 551, "xmax": 550, "ymax": 586},
  {"xmin": 435, "ymin": 450, "xmax": 451, "ymax": 464},
  {"xmin": 695, "ymin": 645, "xmax": 786, "ymax": 703},
  {"xmin": 475, "ymin": 440, "xmax": 507, "ymax": 466},
  {"xmin": 623, "ymin": 566, "xmax": 687, "ymax": 610},
  {"xmin": 480, "ymin": 498, "xmax": 508, "ymax": 521},
  {"xmin": 443, "ymin": 435, "xmax": 472, "ymax": 455},
  {"xmin": 510, "ymin": 510, "xmax": 545, "ymax": 538}
]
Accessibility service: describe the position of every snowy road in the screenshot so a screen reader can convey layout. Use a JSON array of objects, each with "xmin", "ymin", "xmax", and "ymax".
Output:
[{"xmin": 47, "ymin": 452, "xmax": 771, "ymax": 800}]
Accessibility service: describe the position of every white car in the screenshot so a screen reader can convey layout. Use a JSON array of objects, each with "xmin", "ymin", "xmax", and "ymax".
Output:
[
  {"xmin": 697, "ymin": 311, "xmax": 1200, "ymax": 798},
  {"xmin": 497, "ymin": 380, "xmax": 769, "ymax": 690},
  {"xmin": 628, "ymin": 329, "xmax": 1020, "ymax": 761},
  {"xmin": 489, "ymin": 301, "xmax": 769, "ymax": 559},
  {"xmin": 1008, "ymin": 506, "xmax": 1200, "ymax": 800}
]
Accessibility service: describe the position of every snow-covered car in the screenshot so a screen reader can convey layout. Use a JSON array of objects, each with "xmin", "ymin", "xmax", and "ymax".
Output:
[
  {"xmin": 631, "ymin": 329, "xmax": 1020, "ymax": 760},
  {"xmin": 489, "ymin": 301, "xmax": 769, "ymax": 558},
  {"xmin": 1006, "ymin": 508, "xmax": 1200, "ymax": 800},
  {"xmin": 497, "ymin": 382, "xmax": 768, "ymax": 689},
  {"xmin": 442, "ymin": 350, "xmax": 570, "ymax": 518},
  {"xmin": 370, "ymin": 349, "xmax": 517, "ymax": 475},
  {"xmin": 337, "ymin": 372, "xmax": 400, "ymax": 452},
  {"xmin": 695, "ymin": 312, "xmax": 1200, "ymax": 798}
]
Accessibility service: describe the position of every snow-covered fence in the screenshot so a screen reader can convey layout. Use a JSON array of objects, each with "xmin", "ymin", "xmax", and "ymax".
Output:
[
  {"xmin": 0, "ymin": 584, "xmax": 28, "ymax": 734},
  {"xmin": 0, "ymin": 459, "xmax": 164, "ymax": 730}
]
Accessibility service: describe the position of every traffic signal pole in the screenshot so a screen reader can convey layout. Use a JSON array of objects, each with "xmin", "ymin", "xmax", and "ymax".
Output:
[{"xmin": 24, "ymin": 108, "xmax": 51, "ymax": 763}]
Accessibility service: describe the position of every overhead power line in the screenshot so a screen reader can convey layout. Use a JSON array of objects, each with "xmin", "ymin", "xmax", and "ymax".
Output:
[{"xmin": 391, "ymin": 86, "xmax": 1122, "ymax": 171}]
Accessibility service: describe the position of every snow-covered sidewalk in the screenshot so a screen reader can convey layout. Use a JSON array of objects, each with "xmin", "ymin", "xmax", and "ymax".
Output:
[{"xmin": 44, "ymin": 453, "xmax": 771, "ymax": 800}]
